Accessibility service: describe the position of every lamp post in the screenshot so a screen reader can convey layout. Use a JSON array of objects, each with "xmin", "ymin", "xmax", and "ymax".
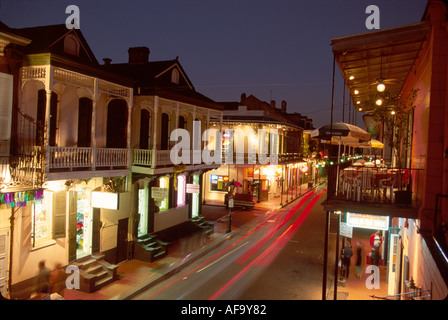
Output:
[{"xmin": 227, "ymin": 195, "xmax": 233, "ymax": 233}]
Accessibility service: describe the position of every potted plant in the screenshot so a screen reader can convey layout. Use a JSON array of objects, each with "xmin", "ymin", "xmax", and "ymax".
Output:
[{"xmin": 363, "ymin": 89, "xmax": 418, "ymax": 205}]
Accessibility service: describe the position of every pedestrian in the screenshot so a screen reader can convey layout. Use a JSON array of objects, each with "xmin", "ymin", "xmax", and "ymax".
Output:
[
  {"xmin": 369, "ymin": 230, "xmax": 383, "ymax": 251},
  {"xmin": 50, "ymin": 263, "xmax": 67, "ymax": 297},
  {"xmin": 34, "ymin": 260, "xmax": 50, "ymax": 295},
  {"xmin": 342, "ymin": 244, "xmax": 353, "ymax": 279},
  {"xmin": 370, "ymin": 248, "xmax": 380, "ymax": 266},
  {"xmin": 355, "ymin": 241, "xmax": 363, "ymax": 278}
]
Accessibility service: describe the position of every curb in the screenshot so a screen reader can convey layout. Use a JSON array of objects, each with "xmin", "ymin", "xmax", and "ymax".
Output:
[{"xmin": 121, "ymin": 233, "xmax": 230, "ymax": 300}]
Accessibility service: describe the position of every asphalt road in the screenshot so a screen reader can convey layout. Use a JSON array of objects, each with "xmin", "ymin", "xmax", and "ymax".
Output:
[{"xmin": 131, "ymin": 186, "xmax": 336, "ymax": 300}]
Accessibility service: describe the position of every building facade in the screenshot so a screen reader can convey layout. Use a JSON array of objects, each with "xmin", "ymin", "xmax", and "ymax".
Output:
[
  {"xmin": 325, "ymin": 0, "xmax": 448, "ymax": 299},
  {"xmin": 0, "ymin": 23, "xmax": 136, "ymax": 297},
  {"xmin": 204, "ymin": 93, "xmax": 315, "ymax": 207}
]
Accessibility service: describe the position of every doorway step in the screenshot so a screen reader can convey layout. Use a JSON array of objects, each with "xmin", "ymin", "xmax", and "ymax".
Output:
[
  {"xmin": 72, "ymin": 254, "xmax": 119, "ymax": 293},
  {"xmin": 134, "ymin": 234, "xmax": 168, "ymax": 262},
  {"xmin": 191, "ymin": 216, "xmax": 214, "ymax": 236}
]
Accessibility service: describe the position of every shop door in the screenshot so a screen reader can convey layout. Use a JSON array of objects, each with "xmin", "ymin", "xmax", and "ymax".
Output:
[
  {"xmin": 91, "ymin": 208, "xmax": 101, "ymax": 254},
  {"xmin": 117, "ymin": 218, "xmax": 128, "ymax": 263},
  {"xmin": 0, "ymin": 231, "xmax": 9, "ymax": 297},
  {"xmin": 259, "ymin": 179, "xmax": 269, "ymax": 201}
]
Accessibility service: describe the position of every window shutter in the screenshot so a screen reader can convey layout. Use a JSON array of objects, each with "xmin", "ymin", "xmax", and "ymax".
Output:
[
  {"xmin": 52, "ymin": 191, "xmax": 67, "ymax": 238},
  {"xmin": 0, "ymin": 73, "xmax": 13, "ymax": 156},
  {"xmin": 68, "ymin": 190, "xmax": 77, "ymax": 262},
  {"xmin": 0, "ymin": 231, "xmax": 9, "ymax": 297}
]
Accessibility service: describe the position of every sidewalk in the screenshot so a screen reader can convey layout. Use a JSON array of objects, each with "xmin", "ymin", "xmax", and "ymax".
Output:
[
  {"xmin": 62, "ymin": 184, "xmax": 314, "ymax": 300},
  {"xmin": 62, "ymin": 182, "xmax": 388, "ymax": 300}
]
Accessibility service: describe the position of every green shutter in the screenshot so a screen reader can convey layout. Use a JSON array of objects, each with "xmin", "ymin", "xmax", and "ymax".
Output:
[{"xmin": 52, "ymin": 191, "xmax": 67, "ymax": 239}]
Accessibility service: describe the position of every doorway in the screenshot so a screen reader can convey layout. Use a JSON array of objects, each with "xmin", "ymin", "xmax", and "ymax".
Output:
[
  {"xmin": 75, "ymin": 189, "xmax": 92, "ymax": 259},
  {"xmin": 117, "ymin": 218, "xmax": 128, "ymax": 263},
  {"xmin": 106, "ymin": 99, "xmax": 128, "ymax": 148}
]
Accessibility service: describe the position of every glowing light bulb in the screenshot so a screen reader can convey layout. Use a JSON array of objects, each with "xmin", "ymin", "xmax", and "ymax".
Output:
[
  {"xmin": 377, "ymin": 81, "xmax": 386, "ymax": 92},
  {"xmin": 376, "ymin": 99, "xmax": 383, "ymax": 106}
]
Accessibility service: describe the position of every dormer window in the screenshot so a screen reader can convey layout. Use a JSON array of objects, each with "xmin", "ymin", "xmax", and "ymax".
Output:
[
  {"xmin": 171, "ymin": 69, "xmax": 179, "ymax": 84},
  {"xmin": 64, "ymin": 34, "xmax": 79, "ymax": 57}
]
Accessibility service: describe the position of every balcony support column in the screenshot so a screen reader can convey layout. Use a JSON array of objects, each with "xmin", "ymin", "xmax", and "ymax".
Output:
[
  {"xmin": 91, "ymin": 78, "xmax": 98, "ymax": 170},
  {"xmin": 151, "ymin": 96, "xmax": 159, "ymax": 168},
  {"xmin": 43, "ymin": 65, "xmax": 53, "ymax": 178}
]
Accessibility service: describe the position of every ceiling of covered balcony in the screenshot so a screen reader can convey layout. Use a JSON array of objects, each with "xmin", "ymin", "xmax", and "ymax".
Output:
[{"xmin": 330, "ymin": 22, "xmax": 430, "ymax": 109}]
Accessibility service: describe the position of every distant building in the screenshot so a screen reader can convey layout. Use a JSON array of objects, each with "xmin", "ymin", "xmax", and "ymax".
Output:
[
  {"xmin": 203, "ymin": 93, "xmax": 317, "ymax": 206},
  {"xmin": 326, "ymin": 0, "xmax": 448, "ymax": 299}
]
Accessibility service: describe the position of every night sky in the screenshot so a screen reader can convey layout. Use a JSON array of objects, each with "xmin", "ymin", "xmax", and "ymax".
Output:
[{"xmin": 0, "ymin": 0, "xmax": 427, "ymax": 128}]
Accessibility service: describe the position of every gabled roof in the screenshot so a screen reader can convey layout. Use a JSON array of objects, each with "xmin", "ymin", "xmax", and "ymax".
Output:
[
  {"xmin": 103, "ymin": 59, "xmax": 193, "ymax": 89},
  {"xmin": 104, "ymin": 57, "xmax": 223, "ymax": 111},
  {"xmin": 0, "ymin": 21, "xmax": 31, "ymax": 46},
  {"xmin": 11, "ymin": 24, "xmax": 98, "ymax": 65}
]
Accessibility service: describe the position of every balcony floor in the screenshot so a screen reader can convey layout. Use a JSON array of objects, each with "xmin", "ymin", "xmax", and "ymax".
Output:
[{"xmin": 322, "ymin": 198, "xmax": 419, "ymax": 219}]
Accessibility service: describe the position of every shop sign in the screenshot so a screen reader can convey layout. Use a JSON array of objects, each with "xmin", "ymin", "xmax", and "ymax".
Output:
[
  {"xmin": 151, "ymin": 187, "xmax": 168, "ymax": 200},
  {"xmin": 340, "ymin": 222, "xmax": 353, "ymax": 238},
  {"xmin": 91, "ymin": 192, "xmax": 118, "ymax": 210},
  {"xmin": 186, "ymin": 184, "xmax": 200, "ymax": 194},
  {"xmin": 346, "ymin": 212, "xmax": 389, "ymax": 231}
]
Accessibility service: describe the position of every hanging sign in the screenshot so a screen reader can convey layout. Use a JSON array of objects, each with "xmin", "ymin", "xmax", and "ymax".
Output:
[
  {"xmin": 91, "ymin": 192, "xmax": 119, "ymax": 210},
  {"xmin": 346, "ymin": 212, "xmax": 389, "ymax": 231},
  {"xmin": 340, "ymin": 222, "xmax": 353, "ymax": 238},
  {"xmin": 151, "ymin": 187, "xmax": 168, "ymax": 200},
  {"xmin": 186, "ymin": 184, "xmax": 200, "ymax": 194}
]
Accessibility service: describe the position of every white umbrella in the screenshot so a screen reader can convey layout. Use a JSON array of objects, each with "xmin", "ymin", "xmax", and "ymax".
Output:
[{"xmin": 311, "ymin": 122, "xmax": 371, "ymax": 194}]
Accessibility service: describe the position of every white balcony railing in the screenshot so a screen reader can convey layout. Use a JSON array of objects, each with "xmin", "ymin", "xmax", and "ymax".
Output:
[
  {"xmin": 132, "ymin": 149, "xmax": 302, "ymax": 168},
  {"xmin": 49, "ymin": 147, "xmax": 128, "ymax": 170}
]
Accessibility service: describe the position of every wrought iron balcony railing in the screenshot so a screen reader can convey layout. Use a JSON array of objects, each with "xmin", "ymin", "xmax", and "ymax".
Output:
[{"xmin": 326, "ymin": 163, "xmax": 423, "ymax": 207}]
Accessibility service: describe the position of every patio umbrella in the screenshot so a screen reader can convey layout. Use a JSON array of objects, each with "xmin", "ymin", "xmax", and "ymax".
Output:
[
  {"xmin": 359, "ymin": 139, "xmax": 384, "ymax": 149},
  {"xmin": 310, "ymin": 122, "xmax": 371, "ymax": 142},
  {"xmin": 311, "ymin": 122, "xmax": 371, "ymax": 194}
]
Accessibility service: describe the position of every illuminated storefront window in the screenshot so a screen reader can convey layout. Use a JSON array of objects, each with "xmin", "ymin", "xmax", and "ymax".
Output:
[
  {"xmin": 210, "ymin": 174, "xmax": 229, "ymax": 192},
  {"xmin": 192, "ymin": 174, "xmax": 200, "ymax": 218},
  {"xmin": 31, "ymin": 192, "xmax": 51, "ymax": 247},
  {"xmin": 177, "ymin": 174, "xmax": 186, "ymax": 207},
  {"xmin": 159, "ymin": 177, "xmax": 169, "ymax": 211}
]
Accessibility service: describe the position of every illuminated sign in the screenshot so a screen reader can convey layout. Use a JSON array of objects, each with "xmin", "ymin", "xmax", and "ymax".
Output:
[
  {"xmin": 91, "ymin": 192, "xmax": 118, "ymax": 210},
  {"xmin": 346, "ymin": 212, "xmax": 389, "ymax": 231}
]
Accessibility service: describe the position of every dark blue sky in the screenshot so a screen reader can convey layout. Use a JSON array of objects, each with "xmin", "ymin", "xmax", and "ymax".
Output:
[{"xmin": 0, "ymin": 0, "xmax": 427, "ymax": 128}]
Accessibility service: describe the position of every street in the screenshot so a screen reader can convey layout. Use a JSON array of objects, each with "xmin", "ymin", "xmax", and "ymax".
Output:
[{"xmin": 131, "ymin": 186, "xmax": 334, "ymax": 300}]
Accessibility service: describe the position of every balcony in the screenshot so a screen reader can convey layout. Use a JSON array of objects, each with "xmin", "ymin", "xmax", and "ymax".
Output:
[
  {"xmin": 132, "ymin": 149, "xmax": 303, "ymax": 171},
  {"xmin": 1, "ymin": 150, "xmax": 43, "ymax": 188},
  {"xmin": 323, "ymin": 163, "xmax": 422, "ymax": 219},
  {"xmin": 46, "ymin": 147, "xmax": 129, "ymax": 180}
]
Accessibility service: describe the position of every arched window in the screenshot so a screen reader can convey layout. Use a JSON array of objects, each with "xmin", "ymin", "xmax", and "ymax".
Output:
[
  {"xmin": 36, "ymin": 90, "xmax": 58, "ymax": 146},
  {"xmin": 159, "ymin": 176, "xmax": 170, "ymax": 212},
  {"xmin": 160, "ymin": 113, "xmax": 170, "ymax": 150},
  {"xmin": 78, "ymin": 98, "xmax": 92, "ymax": 147},
  {"xmin": 171, "ymin": 69, "xmax": 179, "ymax": 84},
  {"xmin": 106, "ymin": 99, "xmax": 128, "ymax": 148},
  {"xmin": 64, "ymin": 34, "xmax": 80, "ymax": 57},
  {"xmin": 140, "ymin": 109, "xmax": 150, "ymax": 149},
  {"xmin": 178, "ymin": 115, "xmax": 186, "ymax": 129},
  {"xmin": 177, "ymin": 174, "xmax": 186, "ymax": 207}
]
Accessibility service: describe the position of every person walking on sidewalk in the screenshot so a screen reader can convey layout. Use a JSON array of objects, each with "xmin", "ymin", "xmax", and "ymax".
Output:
[
  {"xmin": 341, "ymin": 244, "xmax": 353, "ymax": 279},
  {"xmin": 355, "ymin": 241, "xmax": 363, "ymax": 278}
]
